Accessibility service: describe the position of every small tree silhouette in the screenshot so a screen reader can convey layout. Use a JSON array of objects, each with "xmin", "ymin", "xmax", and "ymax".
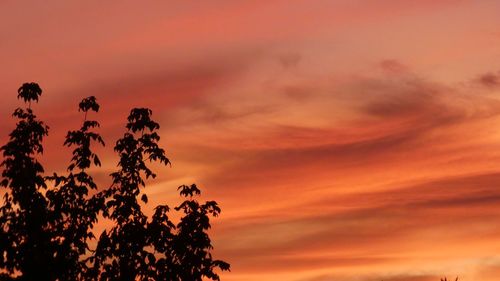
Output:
[
  {"xmin": 0, "ymin": 83, "xmax": 230, "ymax": 280},
  {"xmin": 170, "ymin": 184, "xmax": 230, "ymax": 280}
]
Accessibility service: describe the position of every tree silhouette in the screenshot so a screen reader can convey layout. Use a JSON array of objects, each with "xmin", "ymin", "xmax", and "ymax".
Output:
[
  {"xmin": 93, "ymin": 108, "xmax": 170, "ymax": 280},
  {"xmin": 46, "ymin": 96, "xmax": 105, "ymax": 280},
  {"xmin": 0, "ymin": 83, "xmax": 229, "ymax": 280},
  {"xmin": 146, "ymin": 184, "xmax": 230, "ymax": 280},
  {"xmin": 0, "ymin": 83, "xmax": 53, "ymax": 280},
  {"xmin": 169, "ymin": 184, "xmax": 230, "ymax": 280}
]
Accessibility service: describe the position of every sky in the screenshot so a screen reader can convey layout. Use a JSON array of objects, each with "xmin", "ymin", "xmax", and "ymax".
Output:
[{"xmin": 1, "ymin": 1, "xmax": 500, "ymax": 280}]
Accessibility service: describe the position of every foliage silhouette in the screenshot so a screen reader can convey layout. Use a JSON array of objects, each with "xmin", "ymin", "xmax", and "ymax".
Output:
[
  {"xmin": 0, "ymin": 83, "xmax": 229, "ymax": 280},
  {"xmin": 0, "ymin": 83, "xmax": 52, "ymax": 280},
  {"xmin": 46, "ymin": 95, "xmax": 105, "ymax": 280},
  {"xmin": 92, "ymin": 107, "xmax": 170, "ymax": 280}
]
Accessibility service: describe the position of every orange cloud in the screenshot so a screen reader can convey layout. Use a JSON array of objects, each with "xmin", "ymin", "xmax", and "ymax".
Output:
[{"xmin": 2, "ymin": 1, "xmax": 500, "ymax": 281}]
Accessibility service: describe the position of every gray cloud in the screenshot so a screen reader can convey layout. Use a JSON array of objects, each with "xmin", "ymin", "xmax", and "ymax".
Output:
[{"xmin": 476, "ymin": 72, "xmax": 500, "ymax": 88}]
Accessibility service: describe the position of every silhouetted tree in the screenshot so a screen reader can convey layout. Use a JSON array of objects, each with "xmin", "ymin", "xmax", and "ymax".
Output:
[
  {"xmin": 169, "ymin": 184, "xmax": 230, "ymax": 280},
  {"xmin": 0, "ymin": 83, "xmax": 53, "ymax": 280},
  {"xmin": 144, "ymin": 184, "xmax": 229, "ymax": 281},
  {"xmin": 93, "ymin": 108, "xmax": 170, "ymax": 281},
  {"xmin": 0, "ymin": 83, "xmax": 229, "ymax": 280},
  {"xmin": 46, "ymin": 96, "xmax": 105, "ymax": 280}
]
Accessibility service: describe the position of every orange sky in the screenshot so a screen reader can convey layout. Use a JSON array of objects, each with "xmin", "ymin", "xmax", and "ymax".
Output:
[{"xmin": 2, "ymin": 1, "xmax": 500, "ymax": 280}]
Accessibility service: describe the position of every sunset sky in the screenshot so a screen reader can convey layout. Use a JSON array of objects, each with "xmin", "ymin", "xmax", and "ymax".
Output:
[{"xmin": 2, "ymin": 1, "xmax": 500, "ymax": 280}]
